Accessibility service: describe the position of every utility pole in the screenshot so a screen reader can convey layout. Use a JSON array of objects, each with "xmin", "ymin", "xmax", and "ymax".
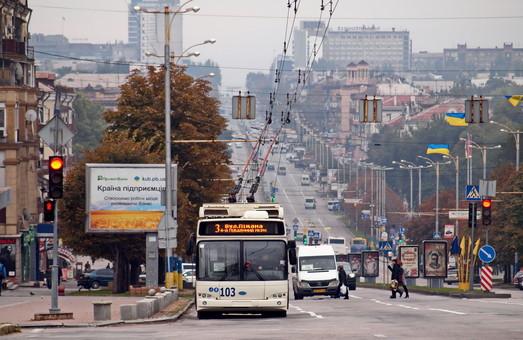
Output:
[{"xmin": 50, "ymin": 90, "xmax": 61, "ymax": 314}]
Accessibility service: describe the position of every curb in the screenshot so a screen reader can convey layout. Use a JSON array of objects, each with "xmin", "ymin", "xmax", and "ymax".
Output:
[
  {"xmin": 17, "ymin": 299, "xmax": 194, "ymax": 329},
  {"xmin": 0, "ymin": 324, "xmax": 21, "ymax": 336},
  {"xmin": 358, "ymin": 284, "xmax": 511, "ymax": 299}
]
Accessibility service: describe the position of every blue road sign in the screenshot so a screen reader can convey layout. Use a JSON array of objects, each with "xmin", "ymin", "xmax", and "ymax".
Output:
[
  {"xmin": 478, "ymin": 245, "xmax": 496, "ymax": 264},
  {"xmin": 292, "ymin": 224, "xmax": 299, "ymax": 231},
  {"xmin": 378, "ymin": 241, "xmax": 392, "ymax": 250},
  {"xmin": 308, "ymin": 230, "xmax": 315, "ymax": 237},
  {"xmin": 465, "ymin": 185, "xmax": 481, "ymax": 201},
  {"xmin": 399, "ymin": 226, "xmax": 405, "ymax": 234}
]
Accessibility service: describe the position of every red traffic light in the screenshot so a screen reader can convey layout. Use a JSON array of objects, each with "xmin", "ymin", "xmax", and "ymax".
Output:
[
  {"xmin": 44, "ymin": 201, "xmax": 53, "ymax": 212},
  {"xmin": 49, "ymin": 156, "xmax": 64, "ymax": 171},
  {"xmin": 482, "ymin": 199, "xmax": 492, "ymax": 209}
]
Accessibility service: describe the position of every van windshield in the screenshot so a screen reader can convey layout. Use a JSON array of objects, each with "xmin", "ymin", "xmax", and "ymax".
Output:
[
  {"xmin": 299, "ymin": 256, "xmax": 336, "ymax": 272},
  {"xmin": 305, "ymin": 198, "xmax": 315, "ymax": 203},
  {"xmin": 329, "ymin": 239, "xmax": 345, "ymax": 245}
]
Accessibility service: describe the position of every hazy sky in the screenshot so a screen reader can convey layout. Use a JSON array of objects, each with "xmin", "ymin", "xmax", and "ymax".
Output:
[{"xmin": 30, "ymin": 0, "xmax": 523, "ymax": 88}]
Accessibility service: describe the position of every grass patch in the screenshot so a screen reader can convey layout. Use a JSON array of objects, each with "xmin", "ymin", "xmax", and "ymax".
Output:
[{"xmin": 68, "ymin": 289, "xmax": 130, "ymax": 297}]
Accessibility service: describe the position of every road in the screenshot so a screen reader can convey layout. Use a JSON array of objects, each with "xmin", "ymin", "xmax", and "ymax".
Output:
[{"xmin": 8, "ymin": 287, "xmax": 523, "ymax": 339}]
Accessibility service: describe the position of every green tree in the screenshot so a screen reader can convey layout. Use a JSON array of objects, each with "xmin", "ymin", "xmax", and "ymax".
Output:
[{"xmin": 72, "ymin": 93, "xmax": 105, "ymax": 155}]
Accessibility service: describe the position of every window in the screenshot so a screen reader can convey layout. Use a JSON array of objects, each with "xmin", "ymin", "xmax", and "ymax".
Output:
[
  {"xmin": 0, "ymin": 104, "xmax": 5, "ymax": 138},
  {"xmin": 14, "ymin": 103, "xmax": 19, "ymax": 142},
  {"xmin": 299, "ymin": 255, "xmax": 336, "ymax": 272},
  {"xmin": 197, "ymin": 240, "xmax": 287, "ymax": 281}
]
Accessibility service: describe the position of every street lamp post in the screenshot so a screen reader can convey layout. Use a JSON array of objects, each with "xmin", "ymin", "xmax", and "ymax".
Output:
[
  {"xmin": 392, "ymin": 161, "xmax": 414, "ymax": 217},
  {"xmin": 490, "ymin": 120, "xmax": 521, "ymax": 171},
  {"xmin": 135, "ymin": 2, "xmax": 200, "ymax": 274},
  {"xmin": 444, "ymin": 154, "xmax": 460, "ymax": 237}
]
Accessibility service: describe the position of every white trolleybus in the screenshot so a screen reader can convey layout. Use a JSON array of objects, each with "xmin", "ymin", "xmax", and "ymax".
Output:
[{"xmin": 191, "ymin": 203, "xmax": 297, "ymax": 319}]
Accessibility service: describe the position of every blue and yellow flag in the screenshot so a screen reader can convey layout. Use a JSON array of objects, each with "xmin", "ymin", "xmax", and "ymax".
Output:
[
  {"xmin": 505, "ymin": 95, "xmax": 523, "ymax": 107},
  {"xmin": 445, "ymin": 112, "xmax": 468, "ymax": 127},
  {"xmin": 426, "ymin": 144, "xmax": 450, "ymax": 156}
]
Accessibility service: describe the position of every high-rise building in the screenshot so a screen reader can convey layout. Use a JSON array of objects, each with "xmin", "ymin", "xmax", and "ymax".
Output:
[
  {"xmin": 128, "ymin": 0, "xmax": 183, "ymax": 63},
  {"xmin": 293, "ymin": 21, "xmax": 326, "ymax": 69},
  {"xmin": 321, "ymin": 25, "xmax": 411, "ymax": 71},
  {"xmin": 443, "ymin": 43, "xmax": 523, "ymax": 71}
]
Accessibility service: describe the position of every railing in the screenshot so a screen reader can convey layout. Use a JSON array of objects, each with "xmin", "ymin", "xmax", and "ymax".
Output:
[{"xmin": 1, "ymin": 39, "xmax": 34, "ymax": 59}]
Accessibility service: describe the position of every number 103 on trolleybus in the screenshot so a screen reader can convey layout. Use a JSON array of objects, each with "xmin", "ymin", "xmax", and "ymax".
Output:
[{"xmin": 189, "ymin": 203, "xmax": 297, "ymax": 319}]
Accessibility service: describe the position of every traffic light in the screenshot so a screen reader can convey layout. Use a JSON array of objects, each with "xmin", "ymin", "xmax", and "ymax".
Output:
[
  {"xmin": 48, "ymin": 156, "xmax": 64, "ymax": 199},
  {"xmin": 468, "ymin": 202, "xmax": 477, "ymax": 228},
  {"xmin": 482, "ymin": 198, "xmax": 492, "ymax": 226},
  {"xmin": 43, "ymin": 199, "xmax": 55, "ymax": 222}
]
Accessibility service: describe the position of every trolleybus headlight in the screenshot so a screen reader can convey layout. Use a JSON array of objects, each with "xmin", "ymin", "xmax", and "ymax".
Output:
[{"xmin": 277, "ymin": 293, "xmax": 283, "ymax": 298}]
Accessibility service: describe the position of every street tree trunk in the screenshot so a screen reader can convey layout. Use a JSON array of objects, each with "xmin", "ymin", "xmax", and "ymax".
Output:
[{"xmin": 113, "ymin": 246, "xmax": 130, "ymax": 293}]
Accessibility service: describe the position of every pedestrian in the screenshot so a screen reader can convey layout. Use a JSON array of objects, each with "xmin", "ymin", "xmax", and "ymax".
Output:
[
  {"xmin": 0, "ymin": 260, "xmax": 7, "ymax": 296},
  {"xmin": 388, "ymin": 258, "xmax": 403, "ymax": 299},
  {"xmin": 84, "ymin": 261, "xmax": 91, "ymax": 272},
  {"xmin": 398, "ymin": 260, "xmax": 409, "ymax": 299},
  {"xmin": 337, "ymin": 265, "xmax": 349, "ymax": 299}
]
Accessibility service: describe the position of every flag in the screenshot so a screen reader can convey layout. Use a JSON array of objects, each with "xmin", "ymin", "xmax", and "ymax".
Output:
[
  {"xmin": 472, "ymin": 238, "xmax": 481, "ymax": 256},
  {"xmin": 451, "ymin": 236, "xmax": 460, "ymax": 255},
  {"xmin": 426, "ymin": 144, "xmax": 450, "ymax": 156},
  {"xmin": 445, "ymin": 112, "xmax": 468, "ymax": 127},
  {"xmin": 460, "ymin": 236, "xmax": 466, "ymax": 257},
  {"xmin": 506, "ymin": 95, "xmax": 523, "ymax": 107}
]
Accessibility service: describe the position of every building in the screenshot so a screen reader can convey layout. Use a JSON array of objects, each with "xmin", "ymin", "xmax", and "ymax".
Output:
[
  {"xmin": 0, "ymin": 0, "xmax": 40, "ymax": 283},
  {"xmin": 443, "ymin": 43, "xmax": 523, "ymax": 71},
  {"xmin": 128, "ymin": 0, "xmax": 182, "ymax": 63},
  {"xmin": 293, "ymin": 21, "xmax": 326, "ymax": 69},
  {"xmin": 322, "ymin": 26, "xmax": 411, "ymax": 71},
  {"xmin": 411, "ymin": 51, "xmax": 444, "ymax": 72}
]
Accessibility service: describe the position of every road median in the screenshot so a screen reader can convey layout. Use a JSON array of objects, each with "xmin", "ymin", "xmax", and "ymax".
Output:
[{"xmin": 358, "ymin": 282, "xmax": 511, "ymax": 298}]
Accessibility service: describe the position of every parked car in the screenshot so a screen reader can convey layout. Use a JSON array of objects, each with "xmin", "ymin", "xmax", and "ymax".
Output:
[
  {"xmin": 77, "ymin": 268, "xmax": 114, "ymax": 290},
  {"xmin": 267, "ymin": 164, "xmax": 275, "ymax": 171},
  {"xmin": 304, "ymin": 197, "xmax": 316, "ymax": 209},
  {"xmin": 277, "ymin": 166, "xmax": 287, "ymax": 176},
  {"xmin": 444, "ymin": 267, "xmax": 458, "ymax": 285},
  {"xmin": 513, "ymin": 270, "xmax": 523, "ymax": 290}
]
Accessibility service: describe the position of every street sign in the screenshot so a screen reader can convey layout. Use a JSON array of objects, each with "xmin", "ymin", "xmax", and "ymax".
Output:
[
  {"xmin": 480, "ymin": 265, "xmax": 493, "ymax": 292},
  {"xmin": 292, "ymin": 224, "xmax": 299, "ymax": 231},
  {"xmin": 157, "ymin": 214, "xmax": 178, "ymax": 249},
  {"xmin": 479, "ymin": 180, "xmax": 497, "ymax": 197},
  {"xmin": 292, "ymin": 217, "xmax": 299, "ymax": 224},
  {"xmin": 443, "ymin": 224, "xmax": 455, "ymax": 239},
  {"xmin": 38, "ymin": 116, "xmax": 74, "ymax": 152},
  {"xmin": 465, "ymin": 185, "xmax": 481, "ymax": 201},
  {"xmin": 478, "ymin": 245, "xmax": 496, "ymax": 264},
  {"xmin": 449, "ymin": 210, "xmax": 482, "ymax": 220},
  {"xmin": 378, "ymin": 241, "xmax": 392, "ymax": 250},
  {"xmin": 308, "ymin": 230, "xmax": 315, "ymax": 237},
  {"xmin": 399, "ymin": 226, "xmax": 405, "ymax": 234},
  {"xmin": 432, "ymin": 231, "xmax": 441, "ymax": 239}
]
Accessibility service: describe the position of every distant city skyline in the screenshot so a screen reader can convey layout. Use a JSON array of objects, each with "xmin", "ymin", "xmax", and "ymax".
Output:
[{"xmin": 30, "ymin": 0, "xmax": 523, "ymax": 87}]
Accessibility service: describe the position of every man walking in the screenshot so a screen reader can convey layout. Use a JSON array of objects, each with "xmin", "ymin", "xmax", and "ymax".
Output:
[
  {"xmin": 388, "ymin": 258, "xmax": 402, "ymax": 298},
  {"xmin": 0, "ymin": 260, "xmax": 7, "ymax": 296},
  {"xmin": 337, "ymin": 265, "xmax": 349, "ymax": 299}
]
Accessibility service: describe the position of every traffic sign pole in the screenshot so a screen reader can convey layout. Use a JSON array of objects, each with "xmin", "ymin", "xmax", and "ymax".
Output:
[{"xmin": 469, "ymin": 202, "xmax": 477, "ymax": 292}]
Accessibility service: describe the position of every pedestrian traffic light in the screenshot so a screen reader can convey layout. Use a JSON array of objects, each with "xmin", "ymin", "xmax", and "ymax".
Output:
[
  {"xmin": 48, "ymin": 156, "xmax": 64, "ymax": 199},
  {"xmin": 482, "ymin": 199, "xmax": 492, "ymax": 226},
  {"xmin": 43, "ymin": 199, "xmax": 55, "ymax": 222}
]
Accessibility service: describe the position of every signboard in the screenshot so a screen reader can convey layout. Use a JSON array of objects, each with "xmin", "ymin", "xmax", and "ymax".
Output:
[
  {"xmin": 232, "ymin": 94, "xmax": 256, "ymax": 119},
  {"xmin": 465, "ymin": 185, "xmax": 481, "ymax": 201},
  {"xmin": 398, "ymin": 245, "xmax": 419, "ymax": 278},
  {"xmin": 0, "ymin": 238, "xmax": 16, "ymax": 277},
  {"xmin": 348, "ymin": 253, "xmax": 362, "ymax": 277},
  {"xmin": 292, "ymin": 224, "xmax": 299, "ymax": 231},
  {"xmin": 359, "ymin": 97, "xmax": 383, "ymax": 123},
  {"xmin": 449, "ymin": 210, "xmax": 481, "ymax": 220},
  {"xmin": 479, "ymin": 179, "xmax": 496, "ymax": 197},
  {"xmin": 86, "ymin": 164, "xmax": 177, "ymax": 233},
  {"xmin": 38, "ymin": 115, "xmax": 74, "ymax": 153},
  {"xmin": 423, "ymin": 240, "xmax": 448, "ymax": 278},
  {"xmin": 198, "ymin": 220, "xmax": 285, "ymax": 236},
  {"xmin": 443, "ymin": 224, "xmax": 455, "ymax": 239},
  {"xmin": 478, "ymin": 245, "xmax": 496, "ymax": 264},
  {"xmin": 362, "ymin": 251, "xmax": 379, "ymax": 277}
]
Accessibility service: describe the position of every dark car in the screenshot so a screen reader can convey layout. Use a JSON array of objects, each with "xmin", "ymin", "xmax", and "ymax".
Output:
[
  {"xmin": 77, "ymin": 268, "xmax": 114, "ymax": 290},
  {"xmin": 513, "ymin": 270, "xmax": 523, "ymax": 290},
  {"xmin": 267, "ymin": 164, "xmax": 275, "ymax": 171}
]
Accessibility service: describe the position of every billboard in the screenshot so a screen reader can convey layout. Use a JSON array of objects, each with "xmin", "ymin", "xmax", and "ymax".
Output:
[
  {"xmin": 398, "ymin": 245, "xmax": 420, "ymax": 278},
  {"xmin": 362, "ymin": 251, "xmax": 379, "ymax": 277},
  {"xmin": 348, "ymin": 253, "xmax": 362, "ymax": 277},
  {"xmin": 86, "ymin": 164, "xmax": 176, "ymax": 233},
  {"xmin": 423, "ymin": 240, "xmax": 448, "ymax": 278}
]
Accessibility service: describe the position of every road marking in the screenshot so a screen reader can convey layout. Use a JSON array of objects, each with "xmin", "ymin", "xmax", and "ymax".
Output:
[
  {"xmin": 372, "ymin": 299, "xmax": 392, "ymax": 306},
  {"xmin": 350, "ymin": 294, "xmax": 362, "ymax": 299},
  {"xmin": 429, "ymin": 308, "xmax": 466, "ymax": 315},
  {"xmin": 398, "ymin": 304, "xmax": 419, "ymax": 310},
  {"xmin": 374, "ymin": 334, "xmax": 387, "ymax": 338},
  {"xmin": 471, "ymin": 299, "xmax": 523, "ymax": 307},
  {"xmin": 290, "ymin": 304, "xmax": 324, "ymax": 319},
  {"xmin": 30, "ymin": 329, "xmax": 43, "ymax": 333}
]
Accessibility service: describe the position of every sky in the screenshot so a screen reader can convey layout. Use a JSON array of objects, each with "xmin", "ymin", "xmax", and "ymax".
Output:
[{"xmin": 30, "ymin": 0, "xmax": 523, "ymax": 88}]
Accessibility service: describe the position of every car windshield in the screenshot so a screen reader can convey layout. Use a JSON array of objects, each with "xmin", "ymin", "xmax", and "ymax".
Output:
[
  {"xmin": 329, "ymin": 239, "xmax": 344, "ymax": 244},
  {"xmin": 299, "ymin": 255, "xmax": 336, "ymax": 272},
  {"xmin": 305, "ymin": 199, "xmax": 314, "ymax": 203},
  {"xmin": 198, "ymin": 240, "xmax": 287, "ymax": 281}
]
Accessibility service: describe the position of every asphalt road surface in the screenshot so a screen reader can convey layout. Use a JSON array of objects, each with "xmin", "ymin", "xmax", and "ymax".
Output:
[{"xmin": 9, "ymin": 287, "xmax": 523, "ymax": 340}]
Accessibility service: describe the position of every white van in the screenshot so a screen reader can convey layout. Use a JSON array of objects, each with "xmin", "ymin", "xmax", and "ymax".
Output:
[
  {"xmin": 301, "ymin": 174, "xmax": 311, "ymax": 186},
  {"xmin": 292, "ymin": 245, "xmax": 338, "ymax": 299},
  {"xmin": 304, "ymin": 197, "xmax": 316, "ymax": 209}
]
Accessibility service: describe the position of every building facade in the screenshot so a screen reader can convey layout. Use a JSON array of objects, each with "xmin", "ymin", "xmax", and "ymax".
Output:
[
  {"xmin": 128, "ymin": 0, "xmax": 182, "ymax": 63},
  {"xmin": 443, "ymin": 43, "xmax": 523, "ymax": 71},
  {"xmin": 322, "ymin": 26, "xmax": 411, "ymax": 71},
  {"xmin": 293, "ymin": 21, "xmax": 326, "ymax": 69},
  {"xmin": 0, "ymin": 0, "xmax": 40, "ymax": 283}
]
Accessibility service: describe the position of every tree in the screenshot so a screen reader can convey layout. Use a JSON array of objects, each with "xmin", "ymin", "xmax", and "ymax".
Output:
[
  {"xmin": 60, "ymin": 133, "xmax": 162, "ymax": 292},
  {"xmin": 104, "ymin": 66, "xmax": 232, "ymax": 255},
  {"xmin": 72, "ymin": 93, "xmax": 106, "ymax": 156}
]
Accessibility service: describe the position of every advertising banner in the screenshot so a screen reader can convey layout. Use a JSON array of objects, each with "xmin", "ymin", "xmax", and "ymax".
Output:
[
  {"xmin": 362, "ymin": 251, "xmax": 379, "ymax": 277},
  {"xmin": 398, "ymin": 245, "xmax": 420, "ymax": 278},
  {"xmin": 348, "ymin": 253, "xmax": 362, "ymax": 277},
  {"xmin": 423, "ymin": 240, "xmax": 448, "ymax": 278},
  {"xmin": 86, "ymin": 164, "xmax": 176, "ymax": 233}
]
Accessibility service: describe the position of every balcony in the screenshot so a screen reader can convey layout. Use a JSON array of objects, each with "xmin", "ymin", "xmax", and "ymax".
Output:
[{"xmin": 1, "ymin": 39, "xmax": 34, "ymax": 61}]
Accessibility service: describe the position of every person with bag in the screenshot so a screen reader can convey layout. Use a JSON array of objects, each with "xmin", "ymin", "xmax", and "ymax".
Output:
[
  {"xmin": 337, "ymin": 265, "xmax": 349, "ymax": 300},
  {"xmin": 398, "ymin": 261, "xmax": 409, "ymax": 298},
  {"xmin": 0, "ymin": 260, "xmax": 7, "ymax": 296},
  {"xmin": 388, "ymin": 258, "xmax": 403, "ymax": 298}
]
